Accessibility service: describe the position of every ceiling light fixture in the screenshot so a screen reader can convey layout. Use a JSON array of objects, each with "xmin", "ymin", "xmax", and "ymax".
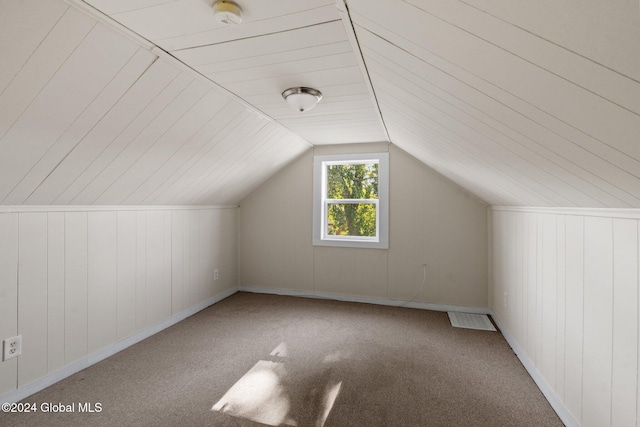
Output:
[
  {"xmin": 213, "ymin": 0, "xmax": 242, "ymax": 25},
  {"xmin": 282, "ymin": 87, "xmax": 323, "ymax": 112}
]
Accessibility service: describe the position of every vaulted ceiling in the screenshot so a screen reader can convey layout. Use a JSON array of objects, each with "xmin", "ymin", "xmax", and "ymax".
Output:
[{"xmin": 1, "ymin": 0, "xmax": 639, "ymax": 207}]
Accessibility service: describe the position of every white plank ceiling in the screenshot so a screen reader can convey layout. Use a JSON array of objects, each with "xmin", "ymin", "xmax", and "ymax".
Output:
[
  {"xmin": 0, "ymin": 0, "xmax": 311, "ymax": 206},
  {"xmin": 347, "ymin": 0, "xmax": 640, "ymax": 207},
  {"xmin": 2, "ymin": 0, "xmax": 639, "ymax": 207}
]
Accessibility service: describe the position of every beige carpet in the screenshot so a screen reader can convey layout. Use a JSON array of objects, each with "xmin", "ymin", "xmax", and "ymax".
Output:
[{"xmin": 0, "ymin": 292, "xmax": 563, "ymax": 426}]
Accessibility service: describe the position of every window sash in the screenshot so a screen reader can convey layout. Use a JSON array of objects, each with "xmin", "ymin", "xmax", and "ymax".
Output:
[{"xmin": 323, "ymin": 199, "xmax": 379, "ymax": 241}]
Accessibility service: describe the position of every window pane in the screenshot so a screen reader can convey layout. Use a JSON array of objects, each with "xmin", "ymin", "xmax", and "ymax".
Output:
[
  {"xmin": 326, "ymin": 163, "xmax": 378, "ymax": 200},
  {"xmin": 327, "ymin": 203, "xmax": 377, "ymax": 237}
]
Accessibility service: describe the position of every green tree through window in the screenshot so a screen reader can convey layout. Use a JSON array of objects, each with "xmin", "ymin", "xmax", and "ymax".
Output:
[{"xmin": 326, "ymin": 162, "xmax": 378, "ymax": 237}]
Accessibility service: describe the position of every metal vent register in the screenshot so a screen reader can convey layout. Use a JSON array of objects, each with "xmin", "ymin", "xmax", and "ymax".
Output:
[{"xmin": 448, "ymin": 312, "xmax": 496, "ymax": 331}]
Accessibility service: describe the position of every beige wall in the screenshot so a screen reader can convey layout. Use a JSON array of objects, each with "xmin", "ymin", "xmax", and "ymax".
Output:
[
  {"xmin": 491, "ymin": 207, "xmax": 640, "ymax": 427},
  {"xmin": 0, "ymin": 206, "xmax": 237, "ymax": 397},
  {"xmin": 239, "ymin": 144, "xmax": 488, "ymax": 307}
]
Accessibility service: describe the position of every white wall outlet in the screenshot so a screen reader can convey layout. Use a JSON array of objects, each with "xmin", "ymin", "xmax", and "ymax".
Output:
[
  {"xmin": 214, "ymin": 269, "xmax": 219, "ymax": 280},
  {"xmin": 503, "ymin": 292, "xmax": 508, "ymax": 308},
  {"xmin": 3, "ymin": 335, "xmax": 21, "ymax": 361}
]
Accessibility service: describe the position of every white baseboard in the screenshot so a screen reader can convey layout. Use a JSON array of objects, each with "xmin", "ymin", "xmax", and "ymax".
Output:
[
  {"xmin": 491, "ymin": 313, "xmax": 578, "ymax": 427},
  {"xmin": 0, "ymin": 287, "xmax": 237, "ymax": 404},
  {"xmin": 238, "ymin": 285, "xmax": 491, "ymax": 314}
]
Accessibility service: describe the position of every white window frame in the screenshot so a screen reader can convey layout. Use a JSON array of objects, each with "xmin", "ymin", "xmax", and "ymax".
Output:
[{"xmin": 313, "ymin": 152, "xmax": 389, "ymax": 249}]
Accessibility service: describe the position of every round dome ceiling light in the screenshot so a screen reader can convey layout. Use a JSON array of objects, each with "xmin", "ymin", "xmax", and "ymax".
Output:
[
  {"xmin": 213, "ymin": 1, "xmax": 242, "ymax": 25},
  {"xmin": 282, "ymin": 87, "xmax": 323, "ymax": 112}
]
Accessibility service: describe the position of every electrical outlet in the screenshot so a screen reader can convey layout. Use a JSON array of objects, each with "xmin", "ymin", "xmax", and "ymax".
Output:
[
  {"xmin": 3, "ymin": 335, "xmax": 21, "ymax": 361},
  {"xmin": 503, "ymin": 292, "xmax": 508, "ymax": 308},
  {"xmin": 214, "ymin": 269, "xmax": 219, "ymax": 280}
]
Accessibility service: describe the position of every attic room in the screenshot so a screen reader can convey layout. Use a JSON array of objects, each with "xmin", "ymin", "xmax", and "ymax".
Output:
[{"xmin": 0, "ymin": 0, "xmax": 638, "ymax": 426}]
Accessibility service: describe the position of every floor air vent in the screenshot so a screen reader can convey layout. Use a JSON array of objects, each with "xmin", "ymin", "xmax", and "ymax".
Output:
[{"xmin": 447, "ymin": 312, "xmax": 496, "ymax": 331}]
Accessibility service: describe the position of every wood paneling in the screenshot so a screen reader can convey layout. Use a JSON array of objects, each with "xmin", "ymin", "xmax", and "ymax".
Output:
[
  {"xmin": 583, "ymin": 217, "xmax": 613, "ymax": 427},
  {"xmin": 173, "ymin": 20, "xmax": 386, "ymax": 145},
  {"xmin": 86, "ymin": 0, "xmax": 337, "ymax": 51},
  {"xmin": 47, "ymin": 213, "xmax": 65, "ymax": 372},
  {"xmin": 116, "ymin": 211, "xmax": 136, "ymax": 339},
  {"xmin": 88, "ymin": 212, "xmax": 117, "ymax": 353},
  {"xmin": 564, "ymin": 215, "xmax": 584, "ymax": 423},
  {"xmin": 4, "ymin": 0, "xmax": 640, "ymax": 209},
  {"xmin": 611, "ymin": 219, "xmax": 638, "ymax": 426},
  {"xmin": 492, "ymin": 208, "xmax": 640, "ymax": 427},
  {"xmin": 0, "ymin": 206, "xmax": 237, "ymax": 397},
  {"xmin": 349, "ymin": 0, "xmax": 640, "ymax": 208},
  {"xmin": 0, "ymin": 214, "xmax": 18, "ymax": 395},
  {"xmin": 18, "ymin": 213, "xmax": 49, "ymax": 387},
  {"xmin": 65, "ymin": 212, "xmax": 88, "ymax": 364},
  {"xmin": 0, "ymin": 0, "xmax": 310, "ymax": 207}
]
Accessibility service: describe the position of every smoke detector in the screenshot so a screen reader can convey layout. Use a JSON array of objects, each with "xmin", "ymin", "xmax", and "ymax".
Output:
[{"xmin": 213, "ymin": 1, "xmax": 242, "ymax": 25}]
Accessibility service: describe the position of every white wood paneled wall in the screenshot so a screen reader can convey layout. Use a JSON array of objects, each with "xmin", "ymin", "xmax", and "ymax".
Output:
[
  {"xmin": 491, "ymin": 207, "xmax": 640, "ymax": 427},
  {"xmin": 0, "ymin": 206, "xmax": 237, "ymax": 397}
]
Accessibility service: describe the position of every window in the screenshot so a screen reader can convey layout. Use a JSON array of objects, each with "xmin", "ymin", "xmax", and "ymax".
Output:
[{"xmin": 313, "ymin": 152, "xmax": 389, "ymax": 248}]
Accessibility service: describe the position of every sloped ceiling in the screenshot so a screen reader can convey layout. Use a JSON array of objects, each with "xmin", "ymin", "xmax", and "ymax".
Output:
[
  {"xmin": 0, "ymin": 0, "xmax": 312, "ymax": 206},
  {"xmin": 1, "ymin": 0, "xmax": 639, "ymax": 207},
  {"xmin": 348, "ymin": 0, "xmax": 640, "ymax": 207}
]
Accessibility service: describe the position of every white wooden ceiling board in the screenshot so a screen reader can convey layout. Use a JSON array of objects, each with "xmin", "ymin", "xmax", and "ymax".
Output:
[
  {"xmin": 80, "ymin": 79, "xmax": 209, "ymax": 205},
  {"xmin": 0, "ymin": 7, "xmax": 95, "ymax": 141},
  {"xmin": 174, "ymin": 20, "xmax": 347, "ymax": 66},
  {"xmin": 0, "ymin": 23, "xmax": 140, "ymax": 202},
  {"xmin": 204, "ymin": 52, "xmax": 357, "ymax": 85},
  {"xmin": 86, "ymin": 0, "xmax": 175, "ymax": 15},
  {"xmin": 186, "ymin": 126, "xmax": 281, "ymax": 204},
  {"xmin": 387, "ymin": 120, "xmax": 531, "ymax": 206},
  {"xmin": 380, "ymin": 90, "xmax": 561, "ymax": 206},
  {"xmin": 197, "ymin": 41, "xmax": 353, "ymax": 75},
  {"xmin": 125, "ymin": 102, "xmax": 258, "ymax": 204},
  {"xmin": 122, "ymin": 99, "xmax": 244, "ymax": 203},
  {"xmin": 159, "ymin": 5, "xmax": 340, "ymax": 52},
  {"xmin": 292, "ymin": 131, "xmax": 386, "ymax": 146},
  {"xmin": 283, "ymin": 119, "xmax": 382, "ymax": 132},
  {"xmin": 349, "ymin": 4, "xmax": 640, "ymax": 163},
  {"xmin": 377, "ymin": 86, "xmax": 576, "ymax": 206},
  {"xmin": 24, "ymin": 60, "xmax": 184, "ymax": 205},
  {"xmin": 377, "ymin": 78, "xmax": 613, "ymax": 207},
  {"xmin": 154, "ymin": 116, "xmax": 269, "ymax": 204},
  {"xmin": 278, "ymin": 109, "xmax": 380, "ymax": 126},
  {"xmin": 195, "ymin": 128, "xmax": 295, "ymax": 204},
  {"xmin": 172, "ymin": 120, "xmax": 275, "ymax": 202},
  {"xmin": 90, "ymin": 88, "xmax": 224, "ymax": 205},
  {"xmin": 389, "ymin": 124, "xmax": 520, "ymax": 206},
  {"xmin": 225, "ymin": 66, "xmax": 364, "ymax": 97},
  {"xmin": 0, "ymin": 0, "xmax": 69, "ymax": 93},
  {"xmin": 208, "ymin": 133, "xmax": 309, "ymax": 205},
  {"xmin": 404, "ymin": 0, "xmax": 640, "ymax": 115},
  {"xmin": 353, "ymin": 16, "xmax": 640, "ymax": 207},
  {"xmin": 138, "ymin": 106, "xmax": 254, "ymax": 204},
  {"xmin": 86, "ymin": 0, "xmax": 338, "ymax": 51},
  {"xmin": 198, "ymin": 129, "xmax": 306, "ymax": 205},
  {"xmin": 2, "ymin": 48, "xmax": 157, "ymax": 205},
  {"xmin": 143, "ymin": 112, "xmax": 263, "ymax": 203},
  {"xmin": 362, "ymin": 42, "xmax": 640, "ymax": 207},
  {"xmin": 455, "ymin": 0, "xmax": 640, "ymax": 80}
]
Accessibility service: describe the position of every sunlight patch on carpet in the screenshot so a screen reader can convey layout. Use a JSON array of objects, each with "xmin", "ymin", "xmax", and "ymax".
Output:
[
  {"xmin": 212, "ymin": 342, "xmax": 342, "ymax": 427},
  {"xmin": 448, "ymin": 312, "xmax": 496, "ymax": 331},
  {"xmin": 212, "ymin": 360, "xmax": 296, "ymax": 426}
]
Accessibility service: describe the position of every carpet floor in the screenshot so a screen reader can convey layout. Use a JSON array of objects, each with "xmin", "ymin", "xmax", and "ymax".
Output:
[{"xmin": 1, "ymin": 292, "xmax": 563, "ymax": 426}]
